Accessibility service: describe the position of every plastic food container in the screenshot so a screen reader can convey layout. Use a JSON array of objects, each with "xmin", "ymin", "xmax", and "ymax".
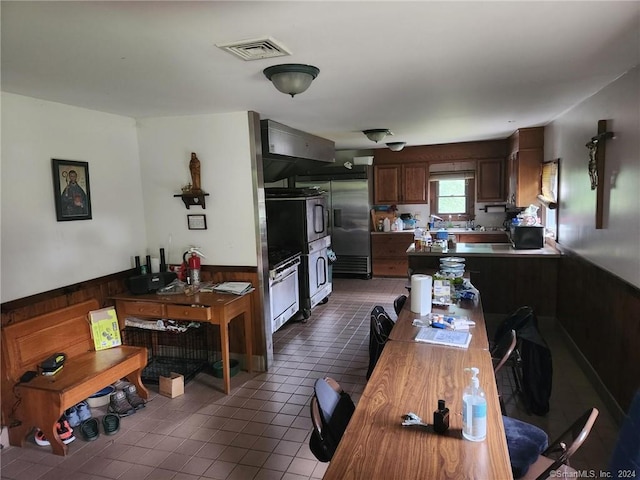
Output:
[
  {"xmin": 87, "ymin": 385, "xmax": 115, "ymax": 408},
  {"xmin": 212, "ymin": 359, "xmax": 240, "ymax": 378}
]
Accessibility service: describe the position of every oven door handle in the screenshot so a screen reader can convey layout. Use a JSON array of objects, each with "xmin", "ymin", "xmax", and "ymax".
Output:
[
  {"xmin": 316, "ymin": 256, "xmax": 327, "ymax": 287},
  {"xmin": 271, "ymin": 268, "xmax": 298, "ymax": 287}
]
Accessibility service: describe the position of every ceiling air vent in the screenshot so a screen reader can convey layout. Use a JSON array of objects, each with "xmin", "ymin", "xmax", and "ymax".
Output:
[{"xmin": 216, "ymin": 36, "xmax": 292, "ymax": 61}]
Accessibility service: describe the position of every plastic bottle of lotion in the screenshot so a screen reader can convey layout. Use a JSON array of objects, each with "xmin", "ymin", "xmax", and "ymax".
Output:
[{"xmin": 462, "ymin": 367, "xmax": 487, "ymax": 441}]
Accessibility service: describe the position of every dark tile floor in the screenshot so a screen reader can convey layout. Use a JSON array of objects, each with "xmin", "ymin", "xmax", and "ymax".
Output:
[{"xmin": 0, "ymin": 278, "xmax": 620, "ymax": 479}]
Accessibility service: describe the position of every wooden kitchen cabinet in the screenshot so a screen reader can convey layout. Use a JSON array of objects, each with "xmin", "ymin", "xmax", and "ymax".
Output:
[
  {"xmin": 507, "ymin": 128, "xmax": 543, "ymax": 206},
  {"xmin": 476, "ymin": 158, "xmax": 505, "ymax": 202},
  {"xmin": 371, "ymin": 232, "xmax": 413, "ymax": 277},
  {"xmin": 374, "ymin": 163, "xmax": 428, "ymax": 204},
  {"xmin": 457, "ymin": 232, "xmax": 509, "ymax": 243}
]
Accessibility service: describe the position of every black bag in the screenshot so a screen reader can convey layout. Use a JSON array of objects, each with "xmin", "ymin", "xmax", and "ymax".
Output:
[
  {"xmin": 494, "ymin": 306, "xmax": 553, "ymax": 416},
  {"xmin": 309, "ymin": 389, "xmax": 355, "ymax": 462}
]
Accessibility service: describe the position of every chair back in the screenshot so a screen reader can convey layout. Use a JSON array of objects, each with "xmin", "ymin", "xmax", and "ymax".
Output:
[
  {"xmin": 393, "ymin": 294, "xmax": 408, "ymax": 317},
  {"xmin": 367, "ymin": 306, "xmax": 394, "ymax": 379},
  {"xmin": 534, "ymin": 408, "xmax": 599, "ymax": 479},
  {"xmin": 492, "ymin": 329, "xmax": 517, "ymax": 374},
  {"xmin": 309, "ymin": 377, "xmax": 355, "ymax": 462}
]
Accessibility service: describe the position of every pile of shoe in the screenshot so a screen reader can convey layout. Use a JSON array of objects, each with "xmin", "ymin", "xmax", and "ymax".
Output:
[
  {"xmin": 108, "ymin": 383, "xmax": 146, "ymax": 417},
  {"xmin": 34, "ymin": 415, "xmax": 75, "ymax": 446}
]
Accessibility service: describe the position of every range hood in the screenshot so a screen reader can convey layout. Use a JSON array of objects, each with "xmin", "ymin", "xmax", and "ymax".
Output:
[{"xmin": 261, "ymin": 119, "xmax": 335, "ymax": 183}]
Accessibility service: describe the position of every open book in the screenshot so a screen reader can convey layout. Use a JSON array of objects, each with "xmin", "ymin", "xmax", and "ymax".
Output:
[
  {"xmin": 212, "ymin": 282, "xmax": 254, "ymax": 296},
  {"xmin": 415, "ymin": 327, "xmax": 472, "ymax": 349}
]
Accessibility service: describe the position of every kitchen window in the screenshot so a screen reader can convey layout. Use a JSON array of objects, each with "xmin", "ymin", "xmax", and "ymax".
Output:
[
  {"xmin": 539, "ymin": 159, "xmax": 559, "ymax": 240},
  {"xmin": 429, "ymin": 172, "xmax": 475, "ymax": 220}
]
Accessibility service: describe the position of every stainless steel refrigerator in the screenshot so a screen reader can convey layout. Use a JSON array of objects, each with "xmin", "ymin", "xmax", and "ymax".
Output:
[{"xmin": 296, "ymin": 165, "xmax": 372, "ymax": 278}]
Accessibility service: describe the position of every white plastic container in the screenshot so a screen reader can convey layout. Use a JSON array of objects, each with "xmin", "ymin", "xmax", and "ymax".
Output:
[
  {"xmin": 462, "ymin": 367, "xmax": 487, "ymax": 441},
  {"xmin": 383, "ymin": 217, "xmax": 391, "ymax": 232}
]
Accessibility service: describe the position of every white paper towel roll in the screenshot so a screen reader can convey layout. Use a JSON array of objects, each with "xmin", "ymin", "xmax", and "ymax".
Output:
[
  {"xmin": 150, "ymin": 257, "xmax": 160, "ymax": 273},
  {"xmin": 410, "ymin": 274, "xmax": 433, "ymax": 316}
]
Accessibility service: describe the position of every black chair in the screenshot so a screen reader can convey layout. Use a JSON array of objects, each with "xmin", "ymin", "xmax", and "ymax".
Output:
[
  {"xmin": 393, "ymin": 294, "xmax": 408, "ymax": 317},
  {"xmin": 366, "ymin": 306, "xmax": 394, "ymax": 380},
  {"xmin": 309, "ymin": 377, "xmax": 355, "ymax": 462},
  {"xmin": 493, "ymin": 306, "xmax": 552, "ymax": 416}
]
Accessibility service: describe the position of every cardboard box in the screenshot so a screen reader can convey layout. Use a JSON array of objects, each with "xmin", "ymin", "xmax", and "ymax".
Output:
[
  {"xmin": 88, "ymin": 307, "xmax": 122, "ymax": 351},
  {"xmin": 159, "ymin": 372, "xmax": 184, "ymax": 398}
]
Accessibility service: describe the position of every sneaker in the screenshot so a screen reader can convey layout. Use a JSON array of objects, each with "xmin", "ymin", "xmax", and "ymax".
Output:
[
  {"xmin": 108, "ymin": 390, "xmax": 135, "ymax": 417},
  {"xmin": 34, "ymin": 422, "xmax": 75, "ymax": 446},
  {"xmin": 57, "ymin": 418, "xmax": 74, "ymax": 441},
  {"xmin": 76, "ymin": 401, "xmax": 92, "ymax": 422},
  {"xmin": 123, "ymin": 384, "xmax": 146, "ymax": 410},
  {"xmin": 65, "ymin": 406, "xmax": 81, "ymax": 428}
]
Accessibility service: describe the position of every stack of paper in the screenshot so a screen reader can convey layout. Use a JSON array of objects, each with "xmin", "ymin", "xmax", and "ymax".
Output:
[
  {"xmin": 213, "ymin": 282, "xmax": 254, "ymax": 295},
  {"xmin": 415, "ymin": 327, "xmax": 472, "ymax": 349}
]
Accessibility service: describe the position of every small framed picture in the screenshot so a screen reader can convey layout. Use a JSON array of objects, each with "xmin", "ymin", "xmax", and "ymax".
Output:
[
  {"xmin": 187, "ymin": 214, "xmax": 207, "ymax": 230},
  {"xmin": 52, "ymin": 159, "xmax": 92, "ymax": 221}
]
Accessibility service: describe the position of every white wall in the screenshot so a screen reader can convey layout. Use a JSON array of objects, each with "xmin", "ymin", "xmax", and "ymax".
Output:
[
  {"xmin": 136, "ymin": 113, "xmax": 258, "ymax": 267},
  {"xmin": 1, "ymin": 93, "xmax": 146, "ymax": 302},
  {"xmin": 544, "ymin": 66, "xmax": 640, "ymax": 288}
]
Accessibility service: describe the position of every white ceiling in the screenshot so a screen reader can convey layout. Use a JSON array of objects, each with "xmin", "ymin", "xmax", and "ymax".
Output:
[{"xmin": 2, "ymin": 1, "xmax": 639, "ymax": 151}]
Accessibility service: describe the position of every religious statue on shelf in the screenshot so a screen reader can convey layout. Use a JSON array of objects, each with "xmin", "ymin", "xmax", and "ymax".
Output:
[{"xmin": 189, "ymin": 152, "xmax": 201, "ymax": 192}]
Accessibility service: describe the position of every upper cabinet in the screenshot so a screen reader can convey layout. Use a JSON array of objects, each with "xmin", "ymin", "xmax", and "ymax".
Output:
[
  {"xmin": 507, "ymin": 127, "xmax": 544, "ymax": 207},
  {"xmin": 374, "ymin": 163, "xmax": 428, "ymax": 204},
  {"xmin": 476, "ymin": 158, "xmax": 505, "ymax": 202}
]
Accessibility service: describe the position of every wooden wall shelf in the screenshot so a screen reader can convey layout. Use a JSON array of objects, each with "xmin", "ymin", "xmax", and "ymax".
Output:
[{"xmin": 174, "ymin": 192, "xmax": 209, "ymax": 209}]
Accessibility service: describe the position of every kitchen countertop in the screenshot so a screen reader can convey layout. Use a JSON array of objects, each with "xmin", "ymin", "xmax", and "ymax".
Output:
[
  {"xmin": 407, "ymin": 242, "xmax": 561, "ymax": 257},
  {"xmin": 372, "ymin": 228, "xmax": 507, "ymax": 235}
]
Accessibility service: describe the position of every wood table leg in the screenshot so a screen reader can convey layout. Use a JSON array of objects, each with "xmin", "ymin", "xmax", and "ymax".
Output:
[
  {"xmin": 220, "ymin": 320, "xmax": 231, "ymax": 395},
  {"xmin": 244, "ymin": 310, "xmax": 252, "ymax": 373}
]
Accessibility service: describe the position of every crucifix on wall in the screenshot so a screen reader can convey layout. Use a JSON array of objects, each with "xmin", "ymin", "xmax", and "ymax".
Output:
[{"xmin": 585, "ymin": 120, "xmax": 614, "ymax": 229}]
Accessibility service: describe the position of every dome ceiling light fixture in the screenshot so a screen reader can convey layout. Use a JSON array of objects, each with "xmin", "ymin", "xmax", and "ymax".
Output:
[
  {"xmin": 363, "ymin": 129, "xmax": 392, "ymax": 143},
  {"xmin": 386, "ymin": 142, "xmax": 407, "ymax": 152},
  {"xmin": 263, "ymin": 63, "xmax": 320, "ymax": 97}
]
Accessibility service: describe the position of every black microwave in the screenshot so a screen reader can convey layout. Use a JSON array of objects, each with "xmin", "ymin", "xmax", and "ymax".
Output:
[{"xmin": 510, "ymin": 225, "xmax": 544, "ymax": 249}]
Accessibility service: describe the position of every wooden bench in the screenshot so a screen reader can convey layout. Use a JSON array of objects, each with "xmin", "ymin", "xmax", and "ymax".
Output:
[{"xmin": 1, "ymin": 299, "xmax": 148, "ymax": 456}]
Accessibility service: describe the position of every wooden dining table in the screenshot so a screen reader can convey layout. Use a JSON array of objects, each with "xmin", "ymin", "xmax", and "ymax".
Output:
[
  {"xmin": 322, "ymin": 288, "xmax": 513, "ymax": 480},
  {"xmin": 389, "ymin": 295, "xmax": 491, "ymax": 350}
]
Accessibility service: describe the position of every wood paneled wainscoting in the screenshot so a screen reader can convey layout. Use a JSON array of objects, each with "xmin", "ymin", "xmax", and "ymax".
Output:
[
  {"xmin": 1, "ymin": 267, "xmax": 264, "ymax": 424},
  {"xmin": 556, "ymin": 249, "xmax": 640, "ymax": 416}
]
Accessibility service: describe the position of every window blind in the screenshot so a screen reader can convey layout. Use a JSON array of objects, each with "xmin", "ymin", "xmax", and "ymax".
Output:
[
  {"xmin": 429, "ymin": 171, "xmax": 475, "ymax": 182},
  {"xmin": 537, "ymin": 161, "xmax": 558, "ymax": 209}
]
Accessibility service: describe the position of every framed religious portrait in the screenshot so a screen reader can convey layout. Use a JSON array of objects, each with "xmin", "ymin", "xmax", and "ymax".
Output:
[{"xmin": 52, "ymin": 159, "xmax": 92, "ymax": 221}]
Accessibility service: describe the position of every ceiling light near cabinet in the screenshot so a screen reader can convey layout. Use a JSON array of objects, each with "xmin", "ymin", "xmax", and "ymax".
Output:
[
  {"xmin": 263, "ymin": 64, "xmax": 320, "ymax": 97},
  {"xmin": 386, "ymin": 142, "xmax": 406, "ymax": 151},
  {"xmin": 363, "ymin": 129, "xmax": 392, "ymax": 143}
]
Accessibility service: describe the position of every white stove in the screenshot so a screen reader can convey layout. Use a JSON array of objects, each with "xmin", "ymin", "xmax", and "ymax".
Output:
[{"xmin": 268, "ymin": 252, "xmax": 301, "ymax": 333}]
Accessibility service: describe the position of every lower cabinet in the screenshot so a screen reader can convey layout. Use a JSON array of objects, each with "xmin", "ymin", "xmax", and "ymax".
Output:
[
  {"xmin": 372, "ymin": 232, "xmax": 413, "ymax": 278},
  {"xmin": 408, "ymin": 255, "xmax": 559, "ymax": 316},
  {"xmin": 456, "ymin": 232, "xmax": 509, "ymax": 243}
]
